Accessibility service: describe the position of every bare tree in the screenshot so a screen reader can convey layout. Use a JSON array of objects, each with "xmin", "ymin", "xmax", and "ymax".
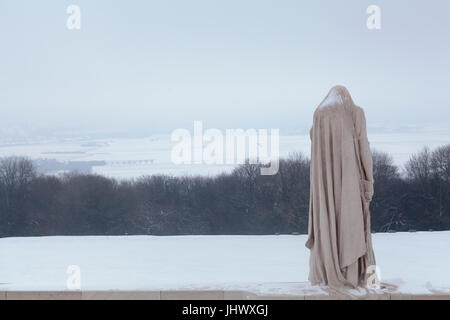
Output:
[
  {"xmin": 431, "ymin": 144, "xmax": 450, "ymax": 217},
  {"xmin": 431, "ymin": 144, "xmax": 450, "ymax": 182},
  {"xmin": 0, "ymin": 156, "xmax": 36, "ymax": 235},
  {"xmin": 405, "ymin": 147, "xmax": 432, "ymax": 187}
]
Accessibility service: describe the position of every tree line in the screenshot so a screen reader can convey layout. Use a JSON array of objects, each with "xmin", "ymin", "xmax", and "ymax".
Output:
[{"xmin": 0, "ymin": 144, "xmax": 449, "ymax": 237}]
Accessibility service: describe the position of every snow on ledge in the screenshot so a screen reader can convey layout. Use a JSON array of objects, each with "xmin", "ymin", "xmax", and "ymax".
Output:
[{"xmin": 0, "ymin": 232, "xmax": 449, "ymax": 295}]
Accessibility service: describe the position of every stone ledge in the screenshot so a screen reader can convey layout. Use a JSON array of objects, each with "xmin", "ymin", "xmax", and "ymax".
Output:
[
  {"xmin": 81, "ymin": 290, "xmax": 161, "ymax": 300},
  {"xmin": 5, "ymin": 291, "xmax": 82, "ymax": 300},
  {"xmin": 0, "ymin": 290, "xmax": 448, "ymax": 300}
]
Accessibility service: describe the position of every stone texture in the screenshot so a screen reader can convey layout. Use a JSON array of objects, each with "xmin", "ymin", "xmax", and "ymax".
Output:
[
  {"xmin": 2, "ymin": 289, "xmax": 448, "ymax": 300},
  {"xmin": 305, "ymin": 287, "xmax": 350, "ymax": 300},
  {"xmin": 390, "ymin": 293, "xmax": 413, "ymax": 300},
  {"xmin": 257, "ymin": 294, "xmax": 305, "ymax": 300},
  {"xmin": 411, "ymin": 294, "xmax": 450, "ymax": 300},
  {"xmin": 6, "ymin": 291, "xmax": 82, "ymax": 300},
  {"xmin": 82, "ymin": 290, "xmax": 160, "ymax": 300},
  {"xmin": 360, "ymin": 293, "xmax": 390, "ymax": 300},
  {"xmin": 304, "ymin": 293, "xmax": 339, "ymax": 300},
  {"xmin": 161, "ymin": 290, "xmax": 224, "ymax": 300}
]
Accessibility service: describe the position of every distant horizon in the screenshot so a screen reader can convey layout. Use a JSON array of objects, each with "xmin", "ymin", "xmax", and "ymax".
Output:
[
  {"xmin": 1, "ymin": 117, "xmax": 450, "ymax": 142},
  {"xmin": 0, "ymin": 127, "xmax": 449, "ymax": 179}
]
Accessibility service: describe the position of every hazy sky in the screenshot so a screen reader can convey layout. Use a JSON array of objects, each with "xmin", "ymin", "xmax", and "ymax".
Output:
[{"xmin": 1, "ymin": 0, "xmax": 449, "ymax": 135}]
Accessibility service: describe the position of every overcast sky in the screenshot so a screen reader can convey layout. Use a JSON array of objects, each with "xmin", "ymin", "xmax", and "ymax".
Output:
[{"xmin": 1, "ymin": 0, "xmax": 449, "ymax": 135}]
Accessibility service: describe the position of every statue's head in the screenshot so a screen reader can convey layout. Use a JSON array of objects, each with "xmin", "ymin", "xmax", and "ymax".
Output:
[{"xmin": 318, "ymin": 85, "xmax": 355, "ymax": 109}]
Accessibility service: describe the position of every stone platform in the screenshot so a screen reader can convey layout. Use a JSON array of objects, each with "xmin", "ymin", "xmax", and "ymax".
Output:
[{"xmin": 1, "ymin": 288, "xmax": 449, "ymax": 300}]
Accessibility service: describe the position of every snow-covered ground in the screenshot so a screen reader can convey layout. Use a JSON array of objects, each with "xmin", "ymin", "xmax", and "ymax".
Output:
[
  {"xmin": 0, "ymin": 128, "xmax": 449, "ymax": 178},
  {"xmin": 0, "ymin": 231, "xmax": 449, "ymax": 295}
]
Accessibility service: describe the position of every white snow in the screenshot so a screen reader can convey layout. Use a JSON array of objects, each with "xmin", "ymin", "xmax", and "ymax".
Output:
[
  {"xmin": 0, "ymin": 231, "xmax": 449, "ymax": 294},
  {"xmin": 318, "ymin": 90, "xmax": 343, "ymax": 109}
]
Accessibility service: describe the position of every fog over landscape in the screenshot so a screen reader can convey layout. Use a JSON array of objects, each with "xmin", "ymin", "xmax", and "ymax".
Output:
[
  {"xmin": 1, "ymin": 1, "xmax": 449, "ymax": 136},
  {"xmin": 0, "ymin": 129, "xmax": 449, "ymax": 178},
  {"xmin": 1, "ymin": 1, "xmax": 449, "ymax": 177}
]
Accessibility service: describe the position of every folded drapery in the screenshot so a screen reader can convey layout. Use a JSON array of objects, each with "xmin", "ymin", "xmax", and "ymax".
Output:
[{"xmin": 306, "ymin": 85, "xmax": 377, "ymax": 289}]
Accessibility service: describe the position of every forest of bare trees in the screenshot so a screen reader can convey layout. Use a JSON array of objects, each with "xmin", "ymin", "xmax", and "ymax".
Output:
[{"xmin": 0, "ymin": 144, "xmax": 449, "ymax": 238}]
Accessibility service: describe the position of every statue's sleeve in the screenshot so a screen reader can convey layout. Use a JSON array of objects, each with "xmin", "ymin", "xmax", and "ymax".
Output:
[{"xmin": 356, "ymin": 108, "xmax": 374, "ymax": 200}]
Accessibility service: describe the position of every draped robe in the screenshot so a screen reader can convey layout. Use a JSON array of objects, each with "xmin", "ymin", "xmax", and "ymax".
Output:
[{"xmin": 306, "ymin": 86, "xmax": 376, "ymax": 288}]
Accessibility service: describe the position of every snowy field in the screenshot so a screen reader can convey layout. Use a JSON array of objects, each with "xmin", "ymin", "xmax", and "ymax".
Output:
[
  {"xmin": 0, "ymin": 129, "xmax": 449, "ymax": 178},
  {"xmin": 0, "ymin": 231, "xmax": 449, "ymax": 295}
]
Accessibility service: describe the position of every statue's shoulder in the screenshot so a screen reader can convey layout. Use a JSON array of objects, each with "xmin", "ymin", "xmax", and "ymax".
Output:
[
  {"xmin": 352, "ymin": 105, "xmax": 366, "ymax": 120},
  {"xmin": 353, "ymin": 104, "xmax": 364, "ymax": 114}
]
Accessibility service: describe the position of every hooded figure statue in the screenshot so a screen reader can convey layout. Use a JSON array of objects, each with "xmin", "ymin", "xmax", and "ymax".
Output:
[{"xmin": 305, "ymin": 85, "xmax": 376, "ymax": 288}]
